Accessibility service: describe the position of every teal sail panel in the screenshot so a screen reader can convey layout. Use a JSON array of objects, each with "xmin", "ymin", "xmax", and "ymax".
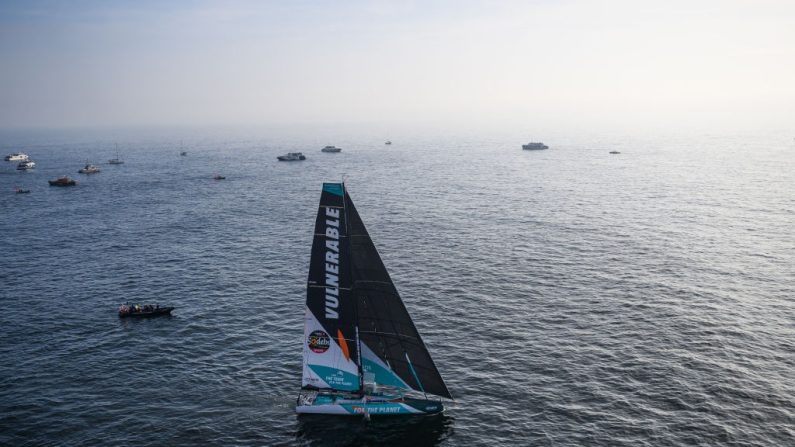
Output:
[{"xmin": 360, "ymin": 342, "xmax": 411, "ymax": 390}]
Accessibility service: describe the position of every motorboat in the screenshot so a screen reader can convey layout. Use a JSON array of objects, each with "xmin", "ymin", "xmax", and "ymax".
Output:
[
  {"xmin": 78, "ymin": 164, "xmax": 100, "ymax": 174},
  {"xmin": 385, "ymin": 140, "xmax": 392, "ymax": 145},
  {"xmin": 4, "ymin": 152, "xmax": 29, "ymax": 161},
  {"xmin": 16, "ymin": 160, "xmax": 35, "ymax": 170},
  {"xmin": 609, "ymin": 151, "xmax": 621, "ymax": 154},
  {"xmin": 49, "ymin": 176, "xmax": 77, "ymax": 186},
  {"xmin": 213, "ymin": 174, "xmax": 226, "ymax": 180},
  {"xmin": 321, "ymin": 145, "xmax": 342, "ymax": 153},
  {"xmin": 118, "ymin": 303, "xmax": 174, "ymax": 318},
  {"xmin": 522, "ymin": 142, "xmax": 549, "ymax": 150},
  {"xmin": 15, "ymin": 187, "xmax": 30, "ymax": 194},
  {"xmin": 180, "ymin": 151, "xmax": 187, "ymax": 156},
  {"xmin": 277, "ymin": 152, "xmax": 306, "ymax": 161}
]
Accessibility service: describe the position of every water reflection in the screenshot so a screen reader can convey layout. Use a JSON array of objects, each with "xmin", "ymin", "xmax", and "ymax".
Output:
[{"xmin": 295, "ymin": 413, "xmax": 453, "ymax": 446}]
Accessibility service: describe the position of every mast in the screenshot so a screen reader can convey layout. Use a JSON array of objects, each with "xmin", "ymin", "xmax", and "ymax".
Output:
[{"xmin": 344, "ymin": 182, "xmax": 366, "ymax": 394}]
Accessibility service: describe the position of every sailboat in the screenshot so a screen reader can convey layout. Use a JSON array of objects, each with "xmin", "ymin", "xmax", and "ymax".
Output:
[
  {"xmin": 108, "ymin": 143, "xmax": 124, "ymax": 164},
  {"xmin": 296, "ymin": 183, "xmax": 452, "ymax": 416}
]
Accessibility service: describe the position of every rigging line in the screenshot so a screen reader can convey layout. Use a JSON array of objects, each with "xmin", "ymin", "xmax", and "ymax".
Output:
[
  {"xmin": 405, "ymin": 352, "xmax": 427, "ymax": 400},
  {"xmin": 353, "ymin": 280, "xmax": 395, "ymax": 286},
  {"xmin": 357, "ymin": 331, "xmax": 421, "ymax": 343},
  {"xmin": 307, "ymin": 285, "xmax": 352, "ymax": 290}
]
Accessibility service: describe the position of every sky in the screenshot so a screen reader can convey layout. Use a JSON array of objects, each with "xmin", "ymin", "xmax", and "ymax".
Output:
[{"xmin": 0, "ymin": 0, "xmax": 793, "ymax": 133}]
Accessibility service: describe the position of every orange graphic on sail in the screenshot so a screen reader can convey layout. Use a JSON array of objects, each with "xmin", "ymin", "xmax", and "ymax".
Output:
[{"xmin": 337, "ymin": 329, "xmax": 350, "ymax": 362}]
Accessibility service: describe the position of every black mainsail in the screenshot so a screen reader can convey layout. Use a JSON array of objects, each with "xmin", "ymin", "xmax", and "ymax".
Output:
[{"xmin": 301, "ymin": 183, "xmax": 451, "ymax": 400}]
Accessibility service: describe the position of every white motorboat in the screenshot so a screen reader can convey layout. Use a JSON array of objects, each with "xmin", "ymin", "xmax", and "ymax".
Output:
[
  {"xmin": 321, "ymin": 146, "xmax": 341, "ymax": 153},
  {"xmin": 277, "ymin": 152, "xmax": 306, "ymax": 161},
  {"xmin": 522, "ymin": 142, "xmax": 549, "ymax": 150},
  {"xmin": 16, "ymin": 160, "xmax": 35, "ymax": 170},
  {"xmin": 78, "ymin": 163, "xmax": 100, "ymax": 174},
  {"xmin": 5, "ymin": 152, "xmax": 29, "ymax": 161}
]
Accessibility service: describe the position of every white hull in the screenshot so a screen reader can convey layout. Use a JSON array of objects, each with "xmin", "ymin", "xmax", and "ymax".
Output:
[{"xmin": 295, "ymin": 393, "xmax": 443, "ymax": 416}]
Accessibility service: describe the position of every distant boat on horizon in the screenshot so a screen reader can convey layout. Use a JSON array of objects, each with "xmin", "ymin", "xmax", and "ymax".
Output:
[
  {"xmin": 522, "ymin": 142, "xmax": 549, "ymax": 150},
  {"xmin": 108, "ymin": 143, "xmax": 124, "ymax": 164},
  {"xmin": 385, "ymin": 140, "xmax": 392, "ymax": 145},
  {"xmin": 5, "ymin": 152, "xmax": 29, "ymax": 161},
  {"xmin": 78, "ymin": 163, "xmax": 100, "ymax": 174},
  {"xmin": 49, "ymin": 176, "xmax": 77, "ymax": 186},
  {"xmin": 321, "ymin": 145, "xmax": 341, "ymax": 153},
  {"xmin": 17, "ymin": 160, "xmax": 35, "ymax": 170},
  {"xmin": 278, "ymin": 152, "xmax": 306, "ymax": 161}
]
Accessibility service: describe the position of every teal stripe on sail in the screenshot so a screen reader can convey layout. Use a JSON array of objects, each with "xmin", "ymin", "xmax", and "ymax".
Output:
[
  {"xmin": 308, "ymin": 364, "xmax": 359, "ymax": 391},
  {"xmin": 405, "ymin": 353, "xmax": 426, "ymax": 395},
  {"xmin": 362, "ymin": 357, "xmax": 411, "ymax": 390},
  {"xmin": 323, "ymin": 183, "xmax": 344, "ymax": 196}
]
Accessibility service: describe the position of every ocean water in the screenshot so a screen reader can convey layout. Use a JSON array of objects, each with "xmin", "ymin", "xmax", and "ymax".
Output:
[{"xmin": 1, "ymin": 130, "xmax": 793, "ymax": 446}]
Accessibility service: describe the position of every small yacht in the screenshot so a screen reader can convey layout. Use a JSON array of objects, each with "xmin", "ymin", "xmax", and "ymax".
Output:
[
  {"xmin": 277, "ymin": 152, "xmax": 306, "ymax": 161},
  {"xmin": 49, "ymin": 176, "xmax": 77, "ymax": 186},
  {"xmin": 321, "ymin": 145, "xmax": 341, "ymax": 153},
  {"xmin": 78, "ymin": 164, "xmax": 100, "ymax": 174},
  {"xmin": 5, "ymin": 152, "xmax": 29, "ymax": 161},
  {"xmin": 16, "ymin": 160, "xmax": 35, "ymax": 170},
  {"xmin": 385, "ymin": 140, "xmax": 392, "ymax": 145},
  {"xmin": 522, "ymin": 142, "xmax": 549, "ymax": 150},
  {"xmin": 108, "ymin": 143, "xmax": 124, "ymax": 164}
]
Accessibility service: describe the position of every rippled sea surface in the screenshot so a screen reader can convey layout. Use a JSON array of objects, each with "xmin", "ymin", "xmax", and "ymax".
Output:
[{"xmin": 1, "ymin": 130, "xmax": 793, "ymax": 446}]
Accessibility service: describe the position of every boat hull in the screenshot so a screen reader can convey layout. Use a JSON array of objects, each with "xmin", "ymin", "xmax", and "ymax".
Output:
[
  {"xmin": 119, "ymin": 307, "xmax": 174, "ymax": 318},
  {"xmin": 296, "ymin": 395, "xmax": 443, "ymax": 416}
]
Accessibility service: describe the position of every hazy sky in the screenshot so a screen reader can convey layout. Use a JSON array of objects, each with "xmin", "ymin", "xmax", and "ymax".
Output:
[{"xmin": 1, "ymin": 0, "xmax": 793, "ymax": 132}]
